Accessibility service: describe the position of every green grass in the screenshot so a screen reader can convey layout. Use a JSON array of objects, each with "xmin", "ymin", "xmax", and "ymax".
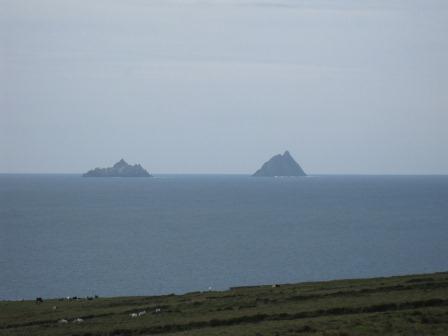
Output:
[{"xmin": 1, "ymin": 272, "xmax": 448, "ymax": 335}]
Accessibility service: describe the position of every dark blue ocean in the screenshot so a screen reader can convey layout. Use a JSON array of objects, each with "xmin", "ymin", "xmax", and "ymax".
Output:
[{"xmin": 1, "ymin": 174, "xmax": 447, "ymax": 300}]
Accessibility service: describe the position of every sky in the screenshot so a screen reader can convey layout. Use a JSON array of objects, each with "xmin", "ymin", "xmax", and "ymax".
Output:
[{"xmin": 1, "ymin": 0, "xmax": 447, "ymax": 174}]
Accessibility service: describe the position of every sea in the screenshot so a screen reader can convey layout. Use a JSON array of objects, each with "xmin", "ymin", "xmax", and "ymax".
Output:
[{"xmin": 1, "ymin": 174, "xmax": 447, "ymax": 300}]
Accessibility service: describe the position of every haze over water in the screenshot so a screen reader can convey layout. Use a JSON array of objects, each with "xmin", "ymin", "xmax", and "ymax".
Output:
[
  {"xmin": 1, "ymin": 174, "xmax": 447, "ymax": 300},
  {"xmin": 2, "ymin": 0, "xmax": 448, "ymax": 174}
]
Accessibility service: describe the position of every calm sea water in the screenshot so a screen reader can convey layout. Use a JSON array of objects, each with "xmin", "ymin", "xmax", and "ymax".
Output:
[{"xmin": 1, "ymin": 174, "xmax": 447, "ymax": 300}]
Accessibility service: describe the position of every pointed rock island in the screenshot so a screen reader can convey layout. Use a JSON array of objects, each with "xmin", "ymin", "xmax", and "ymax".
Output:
[
  {"xmin": 83, "ymin": 159, "xmax": 151, "ymax": 177},
  {"xmin": 253, "ymin": 151, "xmax": 306, "ymax": 177}
]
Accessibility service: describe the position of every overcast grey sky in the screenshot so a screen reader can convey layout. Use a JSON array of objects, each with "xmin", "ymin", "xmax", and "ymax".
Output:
[{"xmin": 1, "ymin": 0, "xmax": 447, "ymax": 174}]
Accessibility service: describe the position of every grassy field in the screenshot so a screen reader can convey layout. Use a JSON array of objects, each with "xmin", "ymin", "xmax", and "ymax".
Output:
[{"xmin": 1, "ymin": 272, "xmax": 448, "ymax": 336}]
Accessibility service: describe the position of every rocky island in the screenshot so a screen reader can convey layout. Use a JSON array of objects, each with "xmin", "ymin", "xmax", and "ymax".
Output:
[
  {"xmin": 253, "ymin": 151, "xmax": 306, "ymax": 177},
  {"xmin": 83, "ymin": 159, "xmax": 151, "ymax": 177}
]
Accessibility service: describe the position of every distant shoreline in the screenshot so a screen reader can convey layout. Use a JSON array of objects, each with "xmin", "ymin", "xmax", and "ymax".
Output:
[{"xmin": 2, "ymin": 270, "xmax": 447, "ymax": 302}]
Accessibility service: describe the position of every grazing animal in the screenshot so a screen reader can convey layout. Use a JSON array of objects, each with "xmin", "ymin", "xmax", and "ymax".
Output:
[
  {"xmin": 35, "ymin": 297, "xmax": 43, "ymax": 304},
  {"xmin": 138, "ymin": 310, "xmax": 146, "ymax": 316},
  {"xmin": 73, "ymin": 318, "xmax": 84, "ymax": 323},
  {"xmin": 129, "ymin": 313, "xmax": 138, "ymax": 318},
  {"xmin": 58, "ymin": 319, "xmax": 68, "ymax": 324},
  {"xmin": 155, "ymin": 308, "xmax": 161, "ymax": 313}
]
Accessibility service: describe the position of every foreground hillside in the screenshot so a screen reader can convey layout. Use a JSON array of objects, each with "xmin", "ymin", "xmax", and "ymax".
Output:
[{"xmin": 1, "ymin": 272, "xmax": 448, "ymax": 336}]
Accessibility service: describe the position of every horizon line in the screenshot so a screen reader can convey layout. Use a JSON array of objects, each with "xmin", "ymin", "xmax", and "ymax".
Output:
[{"xmin": 1, "ymin": 172, "xmax": 448, "ymax": 177}]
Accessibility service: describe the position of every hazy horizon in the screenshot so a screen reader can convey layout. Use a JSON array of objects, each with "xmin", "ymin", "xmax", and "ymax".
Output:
[{"xmin": 1, "ymin": 0, "xmax": 447, "ymax": 174}]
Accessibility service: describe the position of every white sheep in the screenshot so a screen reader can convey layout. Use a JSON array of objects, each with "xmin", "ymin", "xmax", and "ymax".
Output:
[{"xmin": 138, "ymin": 310, "xmax": 146, "ymax": 316}]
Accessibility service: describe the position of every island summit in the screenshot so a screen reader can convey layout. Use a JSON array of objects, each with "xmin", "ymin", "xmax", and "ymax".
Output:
[
  {"xmin": 83, "ymin": 159, "xmax": 151, "ymax": 177},
  {"xmin": 253, "ymin": 151, "xmax": 306, "ymax": 177}
]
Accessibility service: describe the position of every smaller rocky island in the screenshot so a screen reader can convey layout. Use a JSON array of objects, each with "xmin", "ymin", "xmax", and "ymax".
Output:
[
  {"xmin": 83, "ymin": 159, "xmax": 151, "ymax": 177},
  {"xmin": 253, "ymin": 151, "xmax": 306, "ymax": 177}
]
